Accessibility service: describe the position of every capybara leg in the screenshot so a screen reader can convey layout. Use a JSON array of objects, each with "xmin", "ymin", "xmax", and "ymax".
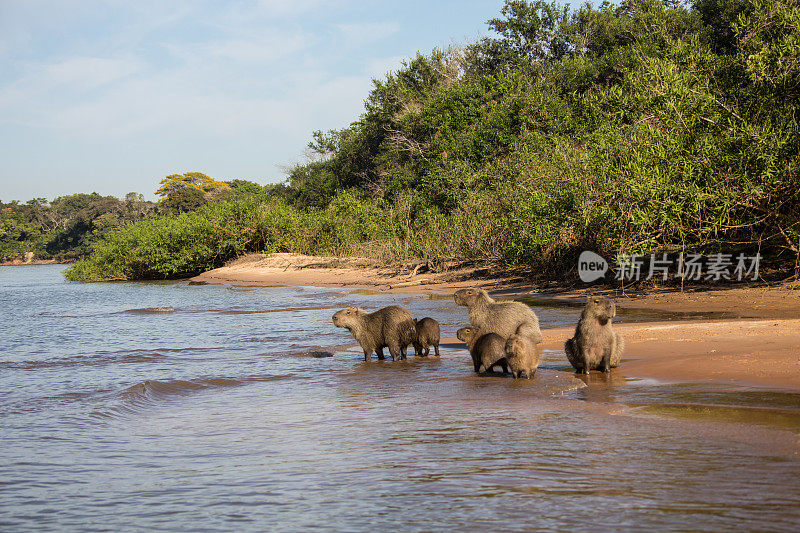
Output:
[
  {"xmin": 434, "ymin": 344, "xmax": 440, "ymax": 357},
  {"xmin": 376, "ymin": 347, "xmax": 385, "ymax": 360},
  {"xmin": 388, "ymin": 344, "xmax": 402, "ymax": 361},
  {"xmin": 364, "ymin": 351, "xmax": 371, "ymax": 362},
  {"xmin": 423, "ymin": 346, "xmax": 430, "ymax": 357},
  {"xmin": 611, "ymin": 332, "xmax": 625, "ymax": 368},
  {"xmin": 579, "ymin": 346, "xmax": 593, "ymax": 374},
  {"xmin": 500, "ymin": 361, "xmax": 508, "ymax": 374},
  {"xmin": 600, "ymin": 354, "xmax": 611, "ymax": 373}
]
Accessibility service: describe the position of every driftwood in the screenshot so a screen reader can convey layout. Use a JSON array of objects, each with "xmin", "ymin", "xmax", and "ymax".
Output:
[
  {"xmin": 388, "ymin": 278, "xmax": 432, "ymax": 289},
  {"xmin": 405, "ymin": 257, "xmax": 467, "ymax": 277}
]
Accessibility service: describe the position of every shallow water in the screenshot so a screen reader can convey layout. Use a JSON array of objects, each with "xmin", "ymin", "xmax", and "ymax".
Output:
[{"xmin": 2, "ymin": 265, "xmax": 799, "ymax": 531}]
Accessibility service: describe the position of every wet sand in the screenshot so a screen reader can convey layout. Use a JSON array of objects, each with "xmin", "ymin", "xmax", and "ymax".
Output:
[
  {"xmin": 193, "ymin": 253, "xmax": 800, "ymax": 392},
  {"xmin": 546, "ymin": 318, "xmax": 800, "ymax": 390}
]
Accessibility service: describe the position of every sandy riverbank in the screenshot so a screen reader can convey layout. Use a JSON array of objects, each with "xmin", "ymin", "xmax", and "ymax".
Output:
[{"xmin": 192, "ymin": 253, "xmax": 800, "ymax": 391}]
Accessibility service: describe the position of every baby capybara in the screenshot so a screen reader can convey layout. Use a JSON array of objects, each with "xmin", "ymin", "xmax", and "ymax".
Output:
[
  {"xmin": 456, "ymin": 326, "xmax": 508, "ymax": 374},
  {"xmin": 564, "ymin": 296, "xmax": 625, "ymax": 374},
  {"xmin": 504, "ymin": 332, "xmax": 541, "ymax": 379},
  {"xmin": 332, "ymin": 305, "xmax": 415, "ymax": 362},
  {"xmin": 412, "ymin": 317, "xmax": 440, "ymax": 357},
  {"xmin": 454, "ymin": 287, "xmax": 542, "ymax": 344}
]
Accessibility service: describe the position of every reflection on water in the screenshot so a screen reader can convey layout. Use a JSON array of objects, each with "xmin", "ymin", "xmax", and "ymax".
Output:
[{"xmin": 1, "ymin": 265, "xmax": 799, "ymax": 531}]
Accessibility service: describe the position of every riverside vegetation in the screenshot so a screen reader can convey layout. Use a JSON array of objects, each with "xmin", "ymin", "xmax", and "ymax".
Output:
[
  {"xmin": 43, "ymin": 0, "xmax": 800, "ymax": 281},
  {"xmin": 1, "ymin": 176, "xmax": 260, "ymax": 263}
]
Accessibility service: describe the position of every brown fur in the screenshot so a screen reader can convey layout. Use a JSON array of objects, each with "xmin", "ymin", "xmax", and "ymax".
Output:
[
  {"xmin": 456, "ymin": 326, "xmax": 508, "ymax": 374},
  {"xmin": 454, "ymin": 288, "xmax": 542, "ymax": 344},
  {"xmin": 412, "ymin": 317, "xmax": 440, "ymax": 357},
  {"xmin": 564, "ymin": 296, "xmax": 625, "ymax": 374},
  {"xmin": 504, "ymin": 332, "xmax": 541, "ymax": 379},
  {"xmin": 332, "ymin": 305, "xmax": 415, "ymax": 362}
]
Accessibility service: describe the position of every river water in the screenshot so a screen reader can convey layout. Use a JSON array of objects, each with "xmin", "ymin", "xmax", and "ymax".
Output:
[{"xmin": 2, "ymin": 265, "xmax": 799, "ymax": 531}]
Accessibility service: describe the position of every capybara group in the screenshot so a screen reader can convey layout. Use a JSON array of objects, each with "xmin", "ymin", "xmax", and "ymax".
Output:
[
  {"xmin": 504, "ymin": 332, "xmax": 541, "ymax": 379},
  {"xmin": 332, "ymin": 305, "xmax": 415, "ymax": 361},
  {"xmin": 564, "ymin": 296, "xmax": 624, "ymax": 374},
  {"xmin": 456, "ymin": 326, "xmax": 508, "ymax": 374},
  {"xmin": 329, "ymin": 291, "xmax": 628, "ymax": 382},
  {"xmin": 454, "ymin": 288, "xmax": 542, "ymax": 344},
  {"xmin": 412, "ymin": 317, "xmax": 440, "ymax": 357}
]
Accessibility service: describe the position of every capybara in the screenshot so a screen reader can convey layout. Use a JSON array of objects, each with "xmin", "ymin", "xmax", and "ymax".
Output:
[
  {"xmin": 504, "ymin": 331, "xmax": 541, "ymax": 379},
  {"xmin": 564, "ymin": 296, "xmax": 625, "ymax": 374},
  {"xmin": 332, "ymin": 305, "xmax": 415, "ymax": 362},
  {"xmin": 412, "ymin": 317, "xmax": 440, "ymax": 357},
  {"xmin": 456, "ymin": 326, "xmax": 508, "ymax": 374},
  {"xmin": 454, "ymin": 288, "xmax": 542, "ymax": 344}
]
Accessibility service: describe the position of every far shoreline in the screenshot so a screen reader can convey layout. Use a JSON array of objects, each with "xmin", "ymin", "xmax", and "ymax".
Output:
[
  {"xmin": 192, "ymin": 252, "xmax": 800, "ymax": 392},
  {"xmin": 0, "ymin": 259, "xmax": 66, "ymax": 266}
]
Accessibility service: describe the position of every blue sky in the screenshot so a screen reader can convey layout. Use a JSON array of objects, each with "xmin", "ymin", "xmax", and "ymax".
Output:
[{"xmin": 0, "ymin": 1, "xmax": 568, "ymax": 202}]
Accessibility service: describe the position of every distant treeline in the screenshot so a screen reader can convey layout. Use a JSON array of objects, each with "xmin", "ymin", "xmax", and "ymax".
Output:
[
  {"xmin": 1, "ymin": 178, "xmax": 267, "ymax": 262},
  {"xmin": 65, "ymin": 0, "xmax": 799, "ymax": 281},
  {"xmin": 1, "ymin": 193, "xmax": 156, "ymax": 262}
]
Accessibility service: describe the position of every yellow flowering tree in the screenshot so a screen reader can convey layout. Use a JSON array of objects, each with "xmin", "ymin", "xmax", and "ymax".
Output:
[{"xmin": 155, "ymin": 172, "xmax": 230, "ymax": 199}]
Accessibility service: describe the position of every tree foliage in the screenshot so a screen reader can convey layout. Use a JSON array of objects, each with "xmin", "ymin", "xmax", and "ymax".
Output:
[
  {"xmin": 1, "ymin": 193, "xmax": 158, "ymax": 261},
  {"xmin": 155, "ymin": 172, "xmax": 231, "ymax": 198},
  {"xmin": 160, "ymin": 187, "xmax": 208, "ymax": 215}
]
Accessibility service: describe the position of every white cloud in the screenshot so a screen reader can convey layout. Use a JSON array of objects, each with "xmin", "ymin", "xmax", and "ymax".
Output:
[
  {"xmin": 336, "ymin": 21, "xmax": 401, "ymax": 46},
  {"xmin": 255, "ymin": 0, "xmax": 330, "ymax": 17},
  {"xmin": 44, "ymin": 56, "xmax": 141, "ymax": 89},
  {"xmin": 205, "ymin": 33, "xmax": 313, "ymax": 64}
]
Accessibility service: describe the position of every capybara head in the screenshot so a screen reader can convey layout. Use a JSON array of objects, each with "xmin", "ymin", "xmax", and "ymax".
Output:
[
  {"xmin": 504, "ymin": 335, "xmax": 523, "ymax": 357},
  {"xmin": 454, "ymin": 287, "xmax": 486, "ymax": 306},
  {"xmin": 585, "ymin": 295, "xmax": 615, "ymax": 321},
  {"xmin": 456, "ymin": 326, "xmax": 479, "ymax": 344},
  {"xmin": 332, "ymin": 307, "xmax": 362, "ymax": 330}
]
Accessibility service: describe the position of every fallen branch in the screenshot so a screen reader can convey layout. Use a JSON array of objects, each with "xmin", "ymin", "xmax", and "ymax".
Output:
[{"xmin": 388, "ymin": 278, "xmax": 432, "ymax": 289}]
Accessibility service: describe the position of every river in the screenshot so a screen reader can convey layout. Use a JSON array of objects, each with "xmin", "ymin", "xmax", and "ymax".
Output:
[{"xmin": 1, "ymin": 265, "xmax": 799, "ymax": 531}]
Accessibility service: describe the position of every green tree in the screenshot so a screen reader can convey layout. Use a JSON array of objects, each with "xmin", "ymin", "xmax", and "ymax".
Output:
[
  {"xmin": 160, "ymin": 186, "xmax": 208, "ymax": 214},
  {"xmin": 486, "ymin": 0, "xmax": 572, "ymax": 64},
  {"xmin": 734, "ymin": 0, "xmax": 800, "ymax": 92}
]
